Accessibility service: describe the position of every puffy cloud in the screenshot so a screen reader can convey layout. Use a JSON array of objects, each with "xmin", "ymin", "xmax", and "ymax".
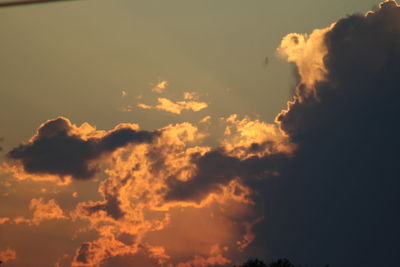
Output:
[
  {"xmin": 138, "ymin": 97, "xmax": 208, "ymax": 114},
  {"xmin": 13, "ymin": 198, "xmax": 66, "ymax": 226},
  {"xmin": 29, "ymin": 197, "xmax": 66, "ymax": 225},
  {"xmin": 221, "ymin": 114, "xmax": 294, "ymax": 159},
  {"xmin": 67, "ymin": 122, "xmax": 262, "ymax": 267},
  {"xmin": 0, "ymin": 217, "xmax": 10, "ymax": 224},
  {"xmin": 4, "ymin": 2, "xmax": 400, "ymax": 267},
  {"xmin": 6, "ymin": 117, "xmax": 159, "ymax": 181},
  {"xmin": 156, "ymin": 2, "xmax": 400, "ymax": 266},
  {"xmin": 256, "ymin": 1, "xmax": 400, "ymax": 266},
  {"xmin": 71, "ymin": 237, "xmax": 140, "ymax": 267},
  {"xmin": 277, "ymin": 26, "xmax": 332, "ymax": 98},
  {"xmin": 0, "ymin": 248, "xmax": 16, "ymax": 263},
  {"xmin": 165, "ymin": 150, "xmax": 286, "ymax": 204}
]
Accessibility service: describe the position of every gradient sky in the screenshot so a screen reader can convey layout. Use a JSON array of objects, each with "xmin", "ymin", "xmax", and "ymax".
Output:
[{"xmin": 0, "ymin": 1, "xmax": 396, "ymax": 267}]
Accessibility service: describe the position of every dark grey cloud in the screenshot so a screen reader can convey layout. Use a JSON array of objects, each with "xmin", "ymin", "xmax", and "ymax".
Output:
[
  {"xmin": 85, "ymin": 195, "xmax": 125, "ymax": 220},
  {"xmin": 166, "ymin": 150, "xmax": 287, "ymax": 203},
  {"xmin": 83, "ymin": 176, "xmax": 131, "ymax": 220},
  {"xmin": 7, "ymin": 117, "xmax": 159, "ymax": 180},
  {"xmin": 262, "ymin": 3, "xmax": 400, "ymax": 266},
  {"xmin": 166, "ymin": 1, "xmax": 400, "ymax": 266},
  {"xmin": 75, "ymin": 243, "xmax": 90, "ymax": 264}
]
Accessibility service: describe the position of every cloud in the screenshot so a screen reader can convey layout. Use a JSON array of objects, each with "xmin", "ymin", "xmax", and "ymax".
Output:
[
  {"xmin": 277, "ymin": 26, "xmax": 332, "ymax": 97},
  {"xmin": 13, "ymin": 198, "xmax": 67, "ymax": 226},
  {"xmin": 117, "ymin": 105, "xmax": 134, "ymax": 112},
  {"xmin": 157, "ymin": 2, "xmax": 400, "ymax": 266},
  {"xmin": 175, "ymin": 254, "xmax": 231, "ymax": 267},
  {"xmin": 138, "ymin": 97, "xmax": 208, "ymax": 114},
  {"xmin": 221, "ymin": 114, "xmax": 295, "ymax": 159},
  {"xmin": 165, "ymin": 149, "xmax": 287, "ymax": 204},
  {"xmin": 0, "ymin": 217, "xmax": 10, "ymax": 224},
  {"xmin": 183, "ymin": 92, "xmax": 199, "ymax": 100},
  {"xmin": 67, "ymin": 122, "xmax": 260, "ymax": 267},
  {"xmin": 6, "ymin": 117, "xmax": 159, "ymax": 181},
  {"xmin": 0, "ymin": 248, "xmax": 16, "ymax": 263},
  {"xmin": 199, "ymin": 116, "xmax": 211, "ymax": 124},
  {"xmin": 3, "ymin": 2, "xmax": 400, "ymax": 267},
  {"xmin": 255, "ymin": 1, "xmax": 400, "ymax": 266},
  {"xmin": 152, "ymin": 80, "xmax": 168, "ymax": 93}
]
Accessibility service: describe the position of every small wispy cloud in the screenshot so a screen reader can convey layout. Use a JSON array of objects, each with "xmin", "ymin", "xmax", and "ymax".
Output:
[
  {"xmin": 138, "ymin": 97, "xmax": 208, "ymax": 114},
  {"xmin": 152, "ymin": 80, "xmax": 168, "ymax": 93},
  {"xmin": 183, "ymin": 91, "xmax": 199, "ymax": 100},
  {"xmin": 117, "ymin": 105, "xmax": 133, "ymax": 112},
  {"xmin": 199, "ymin": 115, "xmax": 211, "ymax": 124}
]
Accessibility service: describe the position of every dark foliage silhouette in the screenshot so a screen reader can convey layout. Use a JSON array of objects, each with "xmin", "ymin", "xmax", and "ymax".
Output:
[{"xmin": 235, "ymin": 258, "xmax": 329, "ymax": 267}]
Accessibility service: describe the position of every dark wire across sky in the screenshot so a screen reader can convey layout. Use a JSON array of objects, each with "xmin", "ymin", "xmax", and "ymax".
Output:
[{"xmin": 0, "ymin": 0, "xmax": 74, "ymax": 7}]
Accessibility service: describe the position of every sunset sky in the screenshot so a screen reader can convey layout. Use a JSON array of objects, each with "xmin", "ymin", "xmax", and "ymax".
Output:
[{"xmin": 1, "ymin": 0, "xmax": 399, "ymax": 267}]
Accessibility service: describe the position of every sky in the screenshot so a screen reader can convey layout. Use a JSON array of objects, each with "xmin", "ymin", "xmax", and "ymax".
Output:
[{"xmin": 0, "ymin": 0, "xmax": 399, "ymax": 267}]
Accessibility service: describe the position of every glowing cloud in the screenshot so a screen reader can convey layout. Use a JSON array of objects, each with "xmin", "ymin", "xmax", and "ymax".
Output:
[
  {"xmin": 138, "ymin": 97, "xmax": 208, "ymax": 114},
  {"xmin": 277, "ymin": 25, "xmax": 333, "ymax": 98},
  {"xmin": 5, "ymin": 117, "xmax": 159, "ymax": 181},
  {"xmin": 221, "ymin": 114, "xmax": 294, "ymax": 159},
  {"xmin": 3, "ymin": 2, "xmax": 400, "ymax": 267},
  {"xmin": 183, "ymin": 92, "xmax": 199, "ymax": 100},
  {"xmin": 0, "ymin": 248, "xmax": 16, "ymax": 263},
  {"xmin": 152, "ymin": 80, "xmax": 169, "ymax": 93},
  {"xmin": 13, "ymin": 198, "xmax": 67, "ymax": 226}
]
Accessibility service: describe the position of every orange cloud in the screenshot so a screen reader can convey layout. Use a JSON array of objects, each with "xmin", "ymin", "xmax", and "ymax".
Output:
[
  {"xmin": 0, "ymin": 217, "xmax": 10, "ymax": 224},
  {"xmin": 29, "ymin": 198, "xmax": 66, "ymax": 224},
  {"xmin": 277, "ymin": 25, "xmax": 333, "ymax": 98},
  {"xmin": 4, "ymin": 117, "xmax": 158, "ymax": 182},
  {"xmin": 66, "ymin": 121, "xmax": 261, "ymax": 266},
  {"xmin": 183, "ymin": 92, "xmax": 199, "ymax": 100},
  {"xmin": 152, "ymin": 80, "xmax": 169, "ymax": 93},
  {"xmin": 3, "ymin": 2, "xmax": 400, "ymax": 267},
  {"xmin": 138, "ymin": 97, "xmax": 208, "ymax": 114},
  {"xmin": 174, "ymin": 254, "xmax": 231, "ymax": 267},
  {"xmin": 221, "ymin": 114, "xmax": 295, "ymax": 159},
  {"xmin": 199, "ymin": 116, "xmax": 211, "ymax": 124},
  {"xmin": 13, "ymin": 198, "xmax": 66, "ymax": 226},
  {"xmin": 0, "ymin": 248, "xmax": 17, "ymax": 263}
]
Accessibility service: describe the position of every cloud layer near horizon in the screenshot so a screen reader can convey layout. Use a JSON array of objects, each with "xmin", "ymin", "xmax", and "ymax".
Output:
[{"xmin": 2, "ymin": 1, "xmax": 400, "ymax": 267}]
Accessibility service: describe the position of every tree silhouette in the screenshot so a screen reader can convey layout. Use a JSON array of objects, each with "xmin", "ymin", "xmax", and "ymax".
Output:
[
  {"xmin": 235, "ymin": 258, "xmax": 329, "ymax": 267},
  {"xmin": 236, "ymin": 258, "xmax": 268, "ymax": 267}
]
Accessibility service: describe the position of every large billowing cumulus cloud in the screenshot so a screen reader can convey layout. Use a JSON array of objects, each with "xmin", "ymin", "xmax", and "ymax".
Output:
[
  {"xmin": 258, "ymin": 2, "xmax": 400, "ymax": 267},
  {"xmin": 6, "ymin": 117, "xmax": 159, "ymax": 180},
  {"xmin": 67, "ymin": 122, "xmax": 268, "ymax": 267},
  {"xmin": 164, "ymin": 1, "xmax": 400, "ymax": 266},
  {"xmin": 3, "ymin": 1, "xmax": 400, "ymax": 267}
]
